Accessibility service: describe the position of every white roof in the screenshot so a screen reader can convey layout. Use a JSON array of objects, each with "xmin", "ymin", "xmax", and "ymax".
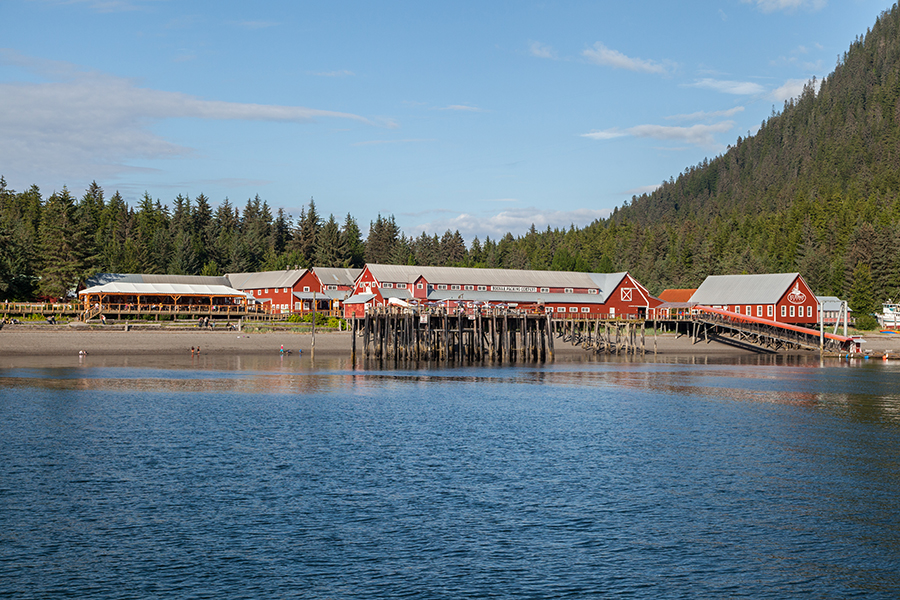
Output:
[
  {"xmin": 690, "ymin": 273, "xmax": 801, "ymax": 305},
  {"xmin": 226, "ymin": 269, "xmax": 307, "ymax": 290},
  {"xmin": 314, "ymin": 267, "xmax": 362, "ymax": 287},
  {"xmin": 79, "ymin": 282, "xmax": 248, "ymax": 297}
]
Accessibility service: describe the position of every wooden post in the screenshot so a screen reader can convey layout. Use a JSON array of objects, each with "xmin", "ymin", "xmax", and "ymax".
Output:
[{"xmin": 351, "ymin": 316, "xmax": 357, "ymax": 363}]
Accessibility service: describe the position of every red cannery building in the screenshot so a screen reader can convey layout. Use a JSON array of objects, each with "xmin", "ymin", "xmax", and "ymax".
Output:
[
  {"xmin": 293, "ymin": 267, "xmax": 363, "ymax": 315},
  {"xmin": 226, "ymin": 269, "xmax": 307, "ymax": 314},
  {"xmin": 689, "ymin": 273, "xmax": 820, "ymax": 324},
  {"xmin": 343, "ymin": 264, "xmax": 661, "ymax": 318}
]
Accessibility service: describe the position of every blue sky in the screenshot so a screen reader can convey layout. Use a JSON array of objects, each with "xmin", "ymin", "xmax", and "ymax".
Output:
[{"xmin": 1, "ymin": 0, "xmax": 895, "ymax": 241}]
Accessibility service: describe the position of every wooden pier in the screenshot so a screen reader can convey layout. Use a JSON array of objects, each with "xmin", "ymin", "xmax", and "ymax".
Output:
[{"xmin": 350, "ymin": 309, "xmax": 658, "ymax": 363}]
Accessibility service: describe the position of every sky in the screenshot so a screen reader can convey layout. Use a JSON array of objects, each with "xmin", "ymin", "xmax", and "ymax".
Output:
[{"xmin": 1, "ymin": 0, "xmax": 896, "ymax": 242}]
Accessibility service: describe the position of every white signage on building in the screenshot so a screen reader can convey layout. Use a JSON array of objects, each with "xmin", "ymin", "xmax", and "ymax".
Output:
[{"xmin": 491, "ymin": 286, "xmax": 538, "ymax": 293}]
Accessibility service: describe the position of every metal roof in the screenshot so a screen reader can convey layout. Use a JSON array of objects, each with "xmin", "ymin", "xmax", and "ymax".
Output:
[
  {"xmin": 226, "ymin": 269, "xmax": 307, "ymax": 290},
  {"xmin": 84, "ymin": 273, "xmax": 231, "ymax": 287},
  {"xmin": 659, "ymin": 289, "xmax": 697, "ymax": 303},
  {"xmin": 364, "ymin": 263, "xmax": 629, "ymax": 292},
  {"xmin": 690, "ymin": 273, "xmax": 801, "ymax": 305},
  {"xmin": 79, "ymin": 282, "xmax": 248, "ymax": 297},
  {"xmin": 817, "ymin": 295, "xmax": 850, "ymax": 312},
  {"xmin": 343, "ymin": 293, "xmax": 377, "ymax": 305},
  {"xmin": 313, "ymin": 267, "xmax": 362, "ymax": 287},
  {"xmin": 426, "ymin": 290, "xmax": 613, "ymax": 304}
]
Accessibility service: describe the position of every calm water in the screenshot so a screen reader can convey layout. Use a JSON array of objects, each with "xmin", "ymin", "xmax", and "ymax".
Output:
[{"xmin": 2, "ymin": 354, "xmax": 900, "ymax": 598}]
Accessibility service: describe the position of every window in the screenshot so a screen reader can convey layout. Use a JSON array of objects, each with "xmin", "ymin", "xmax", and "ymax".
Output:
[
  {"xmin": 768, "ymin": 305, "xmax": 774, "ymax": 317},
  {"xmin": 569, "ymin": 307, "xmax": 578, "ymax": 313},
  {"xmin": 807, "ymin": 305, "xmax": 813, "ymax": 318},
  {"xmin": 451, "ymin": 285, "xmax": 461, "ymax": 290},
  {"xmin": 383, "ymin": 282, "xmax": 393, "ymax": 288},
  {"xmin": 417, "ymin": 283, "xmax": 424, "ymax": 289},
  {"xmin": 265, "ymin": 288, "xmax": 268, "ymax": 293},
  {"xmin": 438, "ymin": 284, "xmax": 447, "ymax": 290},
  {"xmin": 540, "ymin": 287, "xmax": 550, "ymax": 293},
  {"xmin": 294, "ymin": 302, "xmax": 301, "ymax": 310},
  {"xmin": 465, "ymin": 285, "xmax": 474, "ymax": 291},
  {"xmin": 781, "ymin": 305, "xmax": 787, "ymax": 317},
  {"xmin": 757, "ymin": 305, "xmax": 762, "ymax": 317},
  {"xmin": 557, "ymin": 307, "xmax": 565, "ymax": 312},
  {"xmin": 303, "ymin": 286, "xmax": 310, "ymax": 292},
  {"xmin": 477, "ymin": 286, "xmax": 486, "ymax": 291},
  {"xmin": 581, "ymin": 307, "xmax": 590, "ymax": 313},
  {"xmin": 565, "ymin": 288, "xmax": 573, "ymax": 294},
  {"xmin": 545, "ymin": 306, "xmax": 554, "ymax": 313},
  {"xmin": 588, "ymin": 289, "xmax": 598, "ymax": 295},
  {"xmin": 397, "ymin": 283, "xmax": 406, "ymax": 289},
  {"xmin": 746, "ymin": 305, "xmax": 751, "ymax": 315}
]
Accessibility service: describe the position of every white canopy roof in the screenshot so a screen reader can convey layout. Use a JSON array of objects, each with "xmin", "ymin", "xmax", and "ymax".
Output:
[{"xmin": 79, "ymin": 282, "xmax": 249, "ymax": 297}]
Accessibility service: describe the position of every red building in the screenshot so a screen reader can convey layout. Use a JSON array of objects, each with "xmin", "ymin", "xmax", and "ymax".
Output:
[
  {"xmin": 344, "ymin": 264, "xmax": 661, "ymax": 318},
  {"xmin": 689, "ymin": 273, "xmax": 819, "ymax": 324},
  {"xmin": 226, "ymin": 269, "xmax": 307, "ymax": 314}
]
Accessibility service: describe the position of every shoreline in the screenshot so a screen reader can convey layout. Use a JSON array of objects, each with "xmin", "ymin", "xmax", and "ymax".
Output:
[{"xmin": 2, "ymin": 326, "xmax": 899, "ymax": 359}]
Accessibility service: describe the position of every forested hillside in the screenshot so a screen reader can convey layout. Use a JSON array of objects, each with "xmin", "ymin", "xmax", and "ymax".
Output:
[{"xmin": 2, "ymin": 4, "xmax": 900, "ymax": 314}]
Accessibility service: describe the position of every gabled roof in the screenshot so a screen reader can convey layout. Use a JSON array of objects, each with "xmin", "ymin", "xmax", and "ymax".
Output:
[
  {"xmin": 363, "ymin": 263, "xmax": 629, "ymax": 294},
  {"xmin": 226, "ymin": 269, "xmax": 307, "ymax": 290},
  {"xmin": 659, "ymin": 289, "xmax": 697, "ymax": 303},
  {"xmin": 690, "ymin": 273, "xmax": 801, "ymax": 305},
  {"xmin": 313, "ymin": 267, "xmax": 363, "ymax": 287}
]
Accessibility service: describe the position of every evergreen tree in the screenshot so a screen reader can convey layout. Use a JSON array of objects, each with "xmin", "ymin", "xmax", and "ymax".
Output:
[
  {"xmin": 36, "ymin": 187, "xmax": 89, "ymax": 300},
  {"xmin": 340, "ymin": 213, "xmax": 366, "ymax": 268}
]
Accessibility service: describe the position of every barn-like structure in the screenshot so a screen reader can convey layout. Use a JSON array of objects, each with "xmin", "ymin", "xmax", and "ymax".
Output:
[
  {"xmin": 343, "ymin": 264, "xmax": 661, "ymax": 319},
  {"xmin": 689, "ymin": 273, "xmax": 819, "ymax": 325}
]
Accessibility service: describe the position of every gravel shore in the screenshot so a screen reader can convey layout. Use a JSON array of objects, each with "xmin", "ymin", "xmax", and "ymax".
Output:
[{"xmin": 2, "ymin": 325, "xmax": 898, "ymax": 359}]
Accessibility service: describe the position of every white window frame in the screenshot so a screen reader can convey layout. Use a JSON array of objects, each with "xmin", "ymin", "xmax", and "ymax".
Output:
[
  {"xmin": 768, "ymin": 305, "xmax": 774, "ymax": 317},
  {"xmin": 303, "ymin": 286, "xmax": 310, "ymax": 292},
  {"xmin": 438, "ymin": 284, "xmax": 447, "ymax": 290},
  {"xmin": 557, "ymin": 306, "xmax": 565, "ymax": 312},
  {"xmin": 781, "ymin": 305, "xmax": 787, "ymax": 317},
  {"xmin": 451, "ymin": 285, "xmax": 461, "ymax": 290},
  {"xmin": 477, "ymin": 286, "xmax": 486, "ymax": 291},
  {"xmin": 569, "ymin": 307, "xmax": 578, "ymax": 313},
  {"xmin": 756, "ymin": 305, "xmax": 762, "ymax": 317},
  {"xmin": 540, "ymin": 287, "xmax": 550, "ymax": 293},
  {"xmin": 465, "ymin": 285, "xmax": 474, "ymax": 291},
  {"xmin": 564, "ymin": 288, "xmax": 573, "ymax": 294},
  {"xmin": 581, "ymin": 307, "xmax": 590, "ymax": 313},
  {"xmin": 417, "ymin": 283, "xmax": 424, "ymax": 289},
  {"xmin": 807, "ymin": 305, "xmax": 813, "ymax": 318},
  {"xmin": 383, "ymin": 282, "xmax": 393, "ymax": 288}
]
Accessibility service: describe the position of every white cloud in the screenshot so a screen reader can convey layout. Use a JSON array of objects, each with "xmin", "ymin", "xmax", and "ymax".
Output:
[
  {"xmin": 0, "ymin": 51, "xmax": 380, "ymax": 188},
  {"xmin": 742, "ymin": 0, "xmax": 827, "ymax": 13},
  {"xmin": 769, "ymin": 77, "xmax": 821, "ymax": 102},
  {"xmin": 690, "ymin": 78, "xmax": 766, "ymax": 95},
  {"xmin": 582, "ymin": 42, "xmax": 671, "ymax": 75},
  {"xmin": 415, "ymin": 207, "xmax": 613, "ymax": 240},
  {"xmin": 528, "ymin": 41, "xmax": 557, "ymax": 59},
  {"xmin": 437, "ymin": 104, "xmax": 484, "ymax": 112},
  {"xmin": 352, "ymin": 138, "xmax": 436, "ymax": 147},
  {"xmin": 580, "ymin": 129, "xmax": 628, "ymax": 140},
  {"xmin": 666, "ymin": 106, "xmax": 745, "ymax": 121},
  {"xmin": 582, "ymin": 122, "xmax": 734, "ymax": 149},
  {"xmin": 624, "ymin": 184, "xmax": 662, "ymax": 197}
]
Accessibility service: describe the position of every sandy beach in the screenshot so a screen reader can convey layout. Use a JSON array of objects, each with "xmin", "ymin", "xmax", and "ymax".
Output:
[{"xmin": 4, "ymin": 323, "xmax": 899, "ymax": 358}]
